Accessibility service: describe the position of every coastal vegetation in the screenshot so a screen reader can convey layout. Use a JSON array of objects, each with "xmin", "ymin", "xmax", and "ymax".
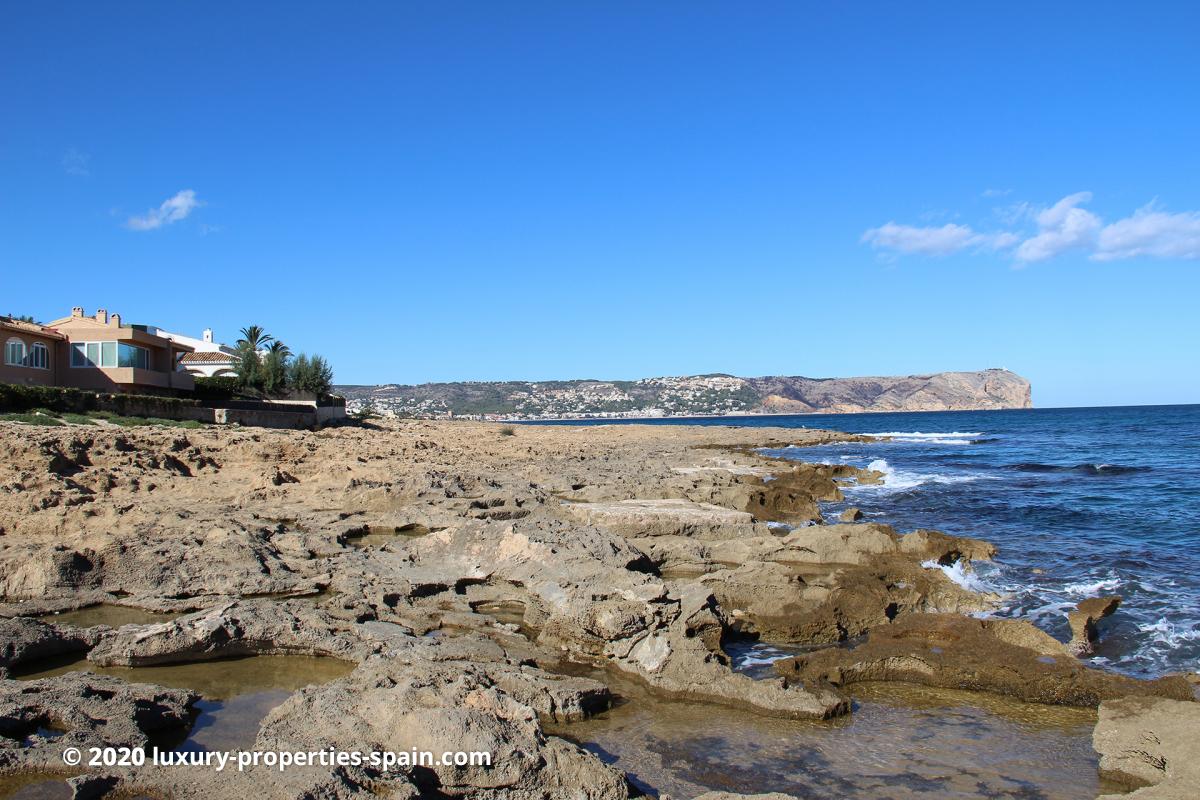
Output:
[{"xmin": 231, "ymin": 324, "xmax": 335, "ymax": 401}]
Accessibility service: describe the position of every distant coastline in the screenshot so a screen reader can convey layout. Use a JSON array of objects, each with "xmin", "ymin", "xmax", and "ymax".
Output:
[{"xmin": 337, "ymin": 368, "xmax": 1032, "ymax": 421}]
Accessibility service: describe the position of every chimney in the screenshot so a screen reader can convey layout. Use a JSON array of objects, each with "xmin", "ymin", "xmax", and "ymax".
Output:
[
  {"xmin": 203, "ymin": 328, "xmax": 213, "ymax": 343},
  {"xmin": 95, "ymin": 308, "xmax": 108, "ymax": 324},
  {"xmin": 110, "ymin": 313, "xmax": 121, "ymax": 327},
  {"xmin": 71, "ymin": 307, "xmax": 83, "ymax": 318}
]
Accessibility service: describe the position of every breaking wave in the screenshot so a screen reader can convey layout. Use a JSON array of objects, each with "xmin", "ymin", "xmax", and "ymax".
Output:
[
  {"xmin": 852, "ymin": 458, "xmax": 987, "ymax": 492},
  {"xmin": 921, "ymin": 559, "xmax": 996, "ymax": 594},
  {"xmin": 869, "ymin": 431, "xmax": 985, "ymax": 446}
]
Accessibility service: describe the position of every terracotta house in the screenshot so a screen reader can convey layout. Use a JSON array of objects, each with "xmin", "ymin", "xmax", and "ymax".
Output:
[
  {"xmin": 1, "ymin": 308, "xmax": 195, "ymax": 394},
  {"xmin": 0, "ymin": 317, "xmax": 64, "ymax": 387}
]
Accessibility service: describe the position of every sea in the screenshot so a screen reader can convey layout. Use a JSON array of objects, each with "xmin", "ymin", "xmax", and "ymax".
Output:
[{"xmin": 536, "ymin": 404, "xmax": 1200, "ymax": 679}]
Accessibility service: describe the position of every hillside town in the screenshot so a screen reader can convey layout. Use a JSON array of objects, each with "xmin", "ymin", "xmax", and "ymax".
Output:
[{"xmin": 342, "ymin": 374, "xmax": 759, "ymax": 420}]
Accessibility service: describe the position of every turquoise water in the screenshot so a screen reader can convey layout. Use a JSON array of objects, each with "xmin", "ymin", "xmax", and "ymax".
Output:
[{"xmin": 538, "ymin": 405, "xmax": 1200, "ymax": 677}]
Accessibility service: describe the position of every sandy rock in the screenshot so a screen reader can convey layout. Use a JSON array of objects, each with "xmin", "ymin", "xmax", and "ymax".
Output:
[
  {"xmin": 0, "ymin": 616, "xmax": 97, "ymax": 678},
  {"xmin": 838, "ymin": 507, "xmax": 864, "ymax": 522},
  {"xmin": 775, "ymin": 613, "xmax": 1195, "ymax": 707},
  {"xmin": 560, "ymin": 498, "xmax": 768, "ymax": 539},
  {"xmin": 1094, "ymin": 695, "xmax": 1200, "ymax": 799},
  {"xmin": 86, "ymin": 599, "xmax": 400, "ymax": 666},
  {"xmin": 1069, "ymin": 595, "xmax": 1121, "ymax": 655}
]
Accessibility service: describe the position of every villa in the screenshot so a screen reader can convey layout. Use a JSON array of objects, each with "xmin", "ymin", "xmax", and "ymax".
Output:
[
  {"xmin": 1, "ymin": 307, "xmax": 195, "ymax": 393},
  {"xmin": 145, "ymin": 326, "xmax": 240, "ymax": 378}
]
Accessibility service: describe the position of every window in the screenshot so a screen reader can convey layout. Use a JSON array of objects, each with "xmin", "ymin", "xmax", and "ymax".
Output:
[
  {"xmin": 70, "ymin": 341, "xmax": 149, "ymax": 369},
  {"xmin": 71, "ymin": 343, "xmax": 91, "ymax": 367},
  {"xmin": 4, "ymin": 338, "xmax": 26, "ymax": 366},
  {"xmin": 118, "ymin": 343, "xmax": 149, "ymax": 369},
  {"xmin": 27, "ymin": 342, "xmax": 49, "ymax": 369}
]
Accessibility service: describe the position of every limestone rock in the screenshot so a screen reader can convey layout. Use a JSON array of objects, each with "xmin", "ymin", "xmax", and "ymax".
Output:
[
  {"xmin": 1094, "ymin": 696, "xmax": 1200, "ymax": 799},
  {"xmin": 775, "ymin": 613, "xmax": 1194, "ymax": 707},
  {"xmin": 0, "ymin": 673, "xmax": 195, "ymax": 772},
  {"xmin": 559, "ymin": 498, "xmax": 768, "ymax": 539},
  {"xmin": 0, "ymin": 616, "xmax": 97, "ymax": 678}
]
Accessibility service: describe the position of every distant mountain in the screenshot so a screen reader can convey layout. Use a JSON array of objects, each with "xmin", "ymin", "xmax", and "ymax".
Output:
[{"xmin": 337, "ymin": 369, "xmax": 1032, "ymax": 420}]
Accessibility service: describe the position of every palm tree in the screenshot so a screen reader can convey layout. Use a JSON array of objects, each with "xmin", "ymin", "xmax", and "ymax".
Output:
[
  {"xmin": 236, "ymin": 325, "xmax": 274, "ymax": 352},
  {"xmin": 268, "ymin": 340, "xmax": 292, "ymax": 358}
]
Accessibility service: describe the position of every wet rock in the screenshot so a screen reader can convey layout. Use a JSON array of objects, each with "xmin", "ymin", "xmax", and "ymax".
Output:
[
  {"xmin": 1069, "ymin": 595, "xmax": 1121, "ymax": 656},
  {"xmin": 838, "ymin": 507, "xmax": 864, "ymax": 522},
  {"xmin": 774, "ymin": 613, "xmax": 1195, "ymax": 707},
  {"xmin": 389, "ymin": 520, "xmax": 850, "ymax": 719},
  {"xmin": 0, "ymin": 673, "xmax": 195, "ymax": 772},
  {"xmin": 1093, "ymin": 695, "xmax": 1200, "ymax": 798},
  {"xmin": 110, "ymin": 658, "xmax": 631, "ymax": 800}
]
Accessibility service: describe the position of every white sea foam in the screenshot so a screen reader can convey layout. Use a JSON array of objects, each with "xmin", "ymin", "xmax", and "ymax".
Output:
[
  {"xmin": 868, "ymin": 431, "xmax": 984, "ymax": 445},
  {"xmin": 734, "ymin": 647, "xmax": 793, "ymax": 667},
  {"xmin": 1062, "ymin": 576, "xmax": 1122, "ymax": 596},
  {"xmin": 921, "ymin": 559, "xmax": 995, "ymax": 594},
  {"xmin": 850, "ymin": 458, "xmax": 986, "ymax": 493},
  {"xmin": 1141, "ymin": 618, "xmax": 1200, "ymax": 649}
]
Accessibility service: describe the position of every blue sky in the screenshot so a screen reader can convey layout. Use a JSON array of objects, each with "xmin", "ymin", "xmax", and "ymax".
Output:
[{"xmin": 2, "ymin": 2, "xmax": 1198, "ymax": 407}]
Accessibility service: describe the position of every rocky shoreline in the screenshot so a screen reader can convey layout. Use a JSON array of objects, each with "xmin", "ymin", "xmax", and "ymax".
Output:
[{"xmin": 0, "ymin": 419, "xmax": 1194, "ymax": 799}]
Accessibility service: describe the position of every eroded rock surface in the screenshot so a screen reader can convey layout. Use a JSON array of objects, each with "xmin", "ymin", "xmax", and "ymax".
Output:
[
  {"xmin": 1094, "ymin": 695, "xmax": 1200, "ymax": 799},
  {"xmin": 0, "ymin": 418, "xmax": 1187, "ymax": 798},
  {"xmin": 0, "ymin": 673, "xmax": 195, "ymax": 772}
]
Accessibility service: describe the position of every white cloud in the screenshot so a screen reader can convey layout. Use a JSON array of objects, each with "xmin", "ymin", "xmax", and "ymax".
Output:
[
  {"xmin": 1094, "ymin": 204, "xmax": 1200, "ymax": 261},
  {"xmin": 1014, "ymin": 192, "xmax": 1102, "ymax": 262},
  {"xmin": 862, "ymin": 222, "xmax": 1015, "ymax": 256},
  {"xmin": 126, "ymin": 190, "xmax": 202, "ymax": 231},
  {"xmin": 62, "ymin": 148, "xmax": 89, "ymax": 176},
  {"xmin": 865, "ymin": 191, "xmax": 1200, "ymax": 264}
]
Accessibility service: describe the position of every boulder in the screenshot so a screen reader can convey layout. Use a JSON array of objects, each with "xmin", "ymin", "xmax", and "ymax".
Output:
[
  {"xmin": 1068, "ymin": 595, "xmax": 1121, "ymax": 656},
  {"xmin": 838, "ymin": 507, "xmax": 864, "ymax": 522}
]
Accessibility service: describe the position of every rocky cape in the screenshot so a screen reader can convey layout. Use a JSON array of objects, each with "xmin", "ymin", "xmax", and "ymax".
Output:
[
  {"xmin": 0, "ymin": 416, "xmax": 1191, "ymax": 800},
  {"xmin": 338, "ymin": 368, "xmax": 1032, "ymax": 419}
]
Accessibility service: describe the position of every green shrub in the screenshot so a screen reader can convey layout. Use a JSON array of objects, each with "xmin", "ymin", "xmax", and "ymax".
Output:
[
  {"xmin": 101, "ymin": 414, "xmax": 202, "ymax": 428},
  {"xmin": 498, "ymin": 425, "xmax": 516, "ymax": 437},
  {"xmin": 289, "ymin": 354, "xmax": 334, "ymax": 398},
  {"xmin": 193, "ymin": 375, "xmax": 240, "ymax": 403},
  {"xmin": 60, "ymin": 413, "xmax": 97, "ymax": 425},
  {"xmin": 0, "ymin": 383, "xmax": 94, "ymax": 413},
  {"xmin": 0, "ymin": 412, "xmax": 64, "ymax": 426},
  {"xmin": 262, "ymin": 349, "xmax": 289, "ymax": 396}
]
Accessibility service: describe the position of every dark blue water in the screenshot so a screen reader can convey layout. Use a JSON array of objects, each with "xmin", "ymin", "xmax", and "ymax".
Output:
[{"xmin": 536, "ymin": 405, "xmax": 1200, "ymax": 678}]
